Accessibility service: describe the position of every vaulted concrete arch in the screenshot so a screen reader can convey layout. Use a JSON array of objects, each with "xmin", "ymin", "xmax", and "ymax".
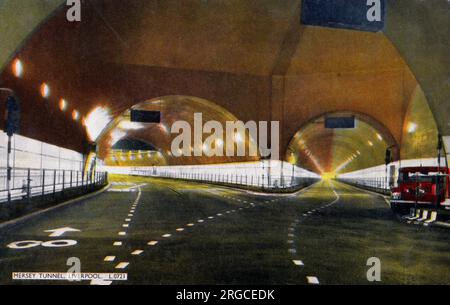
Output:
[{"xmin": 0, "ymin": 0, "xmax": 447, "ymax": 172}]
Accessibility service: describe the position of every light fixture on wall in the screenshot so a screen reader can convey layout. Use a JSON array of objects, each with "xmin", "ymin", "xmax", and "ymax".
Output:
[
  {"xmin": 40, "ymin": 83, "xmax": 50, "ymax": 98},
  {"xmin": 12, "ymin": 59, "xmax": 23, "ymax": 78},
  {"xmin": 59, "ymin": 98, "xmax": 68, "ymax": 111}
]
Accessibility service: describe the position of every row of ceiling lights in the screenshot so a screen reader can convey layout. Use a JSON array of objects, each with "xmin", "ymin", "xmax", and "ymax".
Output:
[{"xmin": 12, "ymin": 58, "xmax": 83, "ymax": 123}]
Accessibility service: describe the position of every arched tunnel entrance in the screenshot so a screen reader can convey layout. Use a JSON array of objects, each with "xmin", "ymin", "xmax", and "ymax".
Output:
[{"xmin": 285, "ymin": 112, "xmax": 399, "ymax": 175}]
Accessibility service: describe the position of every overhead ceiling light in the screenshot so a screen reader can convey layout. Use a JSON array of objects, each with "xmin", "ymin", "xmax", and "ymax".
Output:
[
  {"xmin": 40, "ymin": 83, "xmax": 50, "ymax": 98},
  {"xmin": 12, "ymin": 59, "xmax": 23, "ymax": 78},
  {"xmin": 376, "ymin": 133, "xmax": 383, "ymax": 141},
  {"xmin": 118, "ymin": 120, "xmax": 144, "ymax": 130},
  {"xmin": 407, "ymin": 122, "xmax": 417, "ymax": 134}
]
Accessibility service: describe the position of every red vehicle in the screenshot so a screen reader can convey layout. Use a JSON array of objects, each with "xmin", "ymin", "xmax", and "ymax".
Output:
[{"xmin": 390, "ymin": 167, "xmax": 450, "ymax": 213}]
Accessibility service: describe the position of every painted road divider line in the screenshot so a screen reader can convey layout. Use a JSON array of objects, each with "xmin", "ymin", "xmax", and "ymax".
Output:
[
  {"xmin": 187, "ymin": 223, "xmax": 195, "ymax": 226},
  {"xmin": 131, "ymin": 250, "xmax": 144, "ymax": 256},
  {"xmin": 176, "ymin": 228, "xmax": 185, "ymax": 232},
  {"xmin": 104, "ymin": 256, "xmax": 116, "ymax": 262},
  {"xmin": 113, "ymin": 241, "xmax": 122, "ymax": 246},
  {"xmin": 307, "ymin": 276, "xmax": 320, "ymax": 285},
  {"xmin": 147, "ymin": 241, "xmax": 158, "ymax": 246},
  {"xmin": 115, "ymin": 262, "xmax": 129, "ymax": 270},
  {"xmin": 162, "ymin": 234, "xmax": 172, "ymax": 238},
  {"xmin": 118, "ymin": 232, "xmax": 126, "ymax": 236},
  {"xmin": 292, "ymin": 260, "xmax": 304, "ymax": 266}
]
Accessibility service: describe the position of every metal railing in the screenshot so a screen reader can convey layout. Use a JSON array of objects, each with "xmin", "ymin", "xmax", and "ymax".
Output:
[
  {"xmin": 0, "ymin": 167, "xmax": 108, "ymax": 203},
  {"xmin": 130, "ymin": 169, "xmax": 319, "ymax": 190}
]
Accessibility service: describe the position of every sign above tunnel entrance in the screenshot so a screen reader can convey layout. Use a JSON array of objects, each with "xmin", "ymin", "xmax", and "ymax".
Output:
[
  {"xmin": 301, "ymin": 0, "xmax": 385, "ymax": 32},
  {"xmin": 130, "ymin": 110, "xmax": 161, "ymax": 123},
  {"xmin": 325, "ymin": 116, "xmax": 355, "ymax": 129}
]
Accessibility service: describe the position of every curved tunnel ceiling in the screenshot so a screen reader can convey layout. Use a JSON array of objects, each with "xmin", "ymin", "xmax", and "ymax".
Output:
[
  {"xmin": 0, "ymin": 0, "xmax": 446, "ymax": 172},
  {"xmin": 96, "ymin": 96, "xmax": 260, "ymax": 166},
  {"xmin": 286, "ymin": 114, "xmax": 394, "ymax": 174}
]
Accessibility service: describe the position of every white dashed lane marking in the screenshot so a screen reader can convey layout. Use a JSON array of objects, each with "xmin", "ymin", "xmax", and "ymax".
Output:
[
  {"xmin": 104, "ymin": 256, "xmax": 116, "ymax": 262},
  {"xmin": 131, "ymin": 250, "xmax": 144, "ymax": 256},
  {"xmin": 292, "ymin": 260, "xmax": 304, "ymax": 266},
  {"xmin": 162, "ymin": 234, "xmax": 172, "ymax": 238},
  {"xmin": 147, "ymin": 241, "xmax": 158, "ymax": 246},
  {"xmin": 113, "ymin": 241, "xmax": 122, "ymax": 246},
  {"xmin": 115, "ymin": 262, "xmax": 129, "ymax": 270},
  {"xmin": 307, "ymin": 276, "xmax": 320, "ymax": 285},
  {"xmin": 176, "ymin": 228, "xmax": 185, "ymax": 232}
]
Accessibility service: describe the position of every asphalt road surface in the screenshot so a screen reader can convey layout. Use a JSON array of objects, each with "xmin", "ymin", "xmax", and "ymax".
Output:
[{"xmin": 0, "ymin": 175, "xmax": 448, "ymax": 285}]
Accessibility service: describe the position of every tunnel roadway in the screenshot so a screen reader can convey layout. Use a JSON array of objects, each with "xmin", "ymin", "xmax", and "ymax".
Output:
[{"xmin": 0, "ymin": 176, "xmax": 448, "ymax": 285}]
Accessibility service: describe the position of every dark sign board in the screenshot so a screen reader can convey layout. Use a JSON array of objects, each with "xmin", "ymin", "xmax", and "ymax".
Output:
[
  {"xmin": 5, "ymin": 95, "xmax": 20, "ymax": 136},
  {"xmin": 130, "ymin": 110, "xmax": 161, "ymax": 123},
  {"xmin": 325, "ymin": 116, "xmax": 355, "ymax": 129},
  {"xmin": 301, "ymin": 0, "xmax": 385, "ymax": 32}
]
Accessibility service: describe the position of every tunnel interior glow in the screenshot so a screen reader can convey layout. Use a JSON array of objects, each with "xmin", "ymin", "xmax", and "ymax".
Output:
[
  {"xmin": 97, "ymin": 96, "xmax": 260, "ymax": 166},
  {"xmin": 286, "ymin": 114, "xmax": 397, "ymax": 174}
]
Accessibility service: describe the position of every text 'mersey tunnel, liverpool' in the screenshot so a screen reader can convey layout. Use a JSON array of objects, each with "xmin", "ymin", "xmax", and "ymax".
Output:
[{"xmin": 0, "ymin": 0, "xmax": 448, "ymax": 290}]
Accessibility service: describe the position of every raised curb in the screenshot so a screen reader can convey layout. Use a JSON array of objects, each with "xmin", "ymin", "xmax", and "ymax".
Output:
[{"xmin": 0, "ymin": 183, "xmax": 110, "ymax": 230}]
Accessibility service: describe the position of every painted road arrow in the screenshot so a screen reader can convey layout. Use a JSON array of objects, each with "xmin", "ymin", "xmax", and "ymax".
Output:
[{"xmin": 44, "ymin": 227, "xmax": 81, "ymax": 237}]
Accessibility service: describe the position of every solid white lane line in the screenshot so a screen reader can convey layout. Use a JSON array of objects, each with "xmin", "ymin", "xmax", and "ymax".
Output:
[
  {"xmin": 104, "ymin": 256, "xmax": 116, "ymax": 262},
  {"xmin": 148, "ymin": 241, "xmax": 158, "ymax": 246},
  {"xmin": 113, "ymin": 241, "xmax": 123, "ymax": 246},
  {"xmin": 131, "ymin": 250, "xmax": 144, "ymax": 255},
  {"xmin": 115, "ymin": 262, "xmax": 129, "ymax": 269},
  {"xmin": 90, "ymin": 279, "xmax": 112, "ymax": 285},
  {"xmin": 292, "ymin": 260, "xmax": 304, "ymax": 266},
  {"xmin": 307, "ymin": 276, "xmax": 320, "ymax": 285}
]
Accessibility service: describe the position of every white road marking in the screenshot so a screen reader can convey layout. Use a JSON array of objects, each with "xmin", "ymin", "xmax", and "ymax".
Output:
[
  {"xmin": 113, "ymin": 241, "xmax": 122, "ymax": 246},
  {"xmin": 131, "ymin": 250, "xmax": 144, "ymax": 255},
  {"xmin": 217, "ymin": 213, "xmax": 223, "ymax": 216},
  {"xmin": 208, "ymin": 216, "xmax": 214, "ymax": 219},
  {"xmin": 307, "ymin": 276, "xmax": 320, "ymax": 285},
  {"xmin": 147, "ymin": 241, "xmax": 158, "ymax": 246},
  {"xmin": 292, "ymin": 260, "xmax": 304, "ymax": 266},
  {"xmin": 162, "ymin": 234, "xmax": 172, "ymax": 238},
  {"xmin": 118, "ymin": 232, "xmax": 126, "ymax": 236},
  {"xmin": 198, "ymin": 219, "xmax": 204, "ymax": 223},
  {"xmin": 125, "ymin": 218, "xmax": 131, "ymax": 222},
  {"xmin": 44, "ymin": 227, "xmax": 81, "ymax": 237},
  {"xmin": 176, "ymin": 228, "xmax": 185, "ymax": 232},
  {"xmin": 104, "ymin": 256, "xmax": 116, "ymax": 262},
  {"xmin": 122, "ymin": 224, "xmax": 129, "ymax": 228},
  {"xmin": 115, "ymin": 262, "xmax": 129, "ymax": 269},
  {"xmin": 287, "ymin": 240, "xmax": 294, "ymax": 244},
  {"xmin": 187, "ymin": 223, "xmax": 195, "ymax": 226},
  {"xmin": 128, "ymin": 214, "xmax": 133, "ymax": 217},
  {"xmin": 90, "ymin": 279, "xmax": 112, "ymax": 285}
]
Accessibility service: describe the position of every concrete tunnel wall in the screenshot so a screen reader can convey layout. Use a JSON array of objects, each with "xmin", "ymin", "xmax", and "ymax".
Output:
[{"xmin": 0, "ymin": 0, "xmax": 447, "ymax": 172}]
